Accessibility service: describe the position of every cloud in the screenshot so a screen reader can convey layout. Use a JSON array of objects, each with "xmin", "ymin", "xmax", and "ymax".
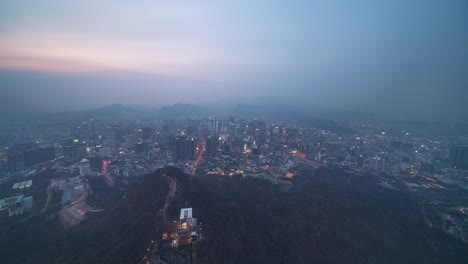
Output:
[{"xmin": 0, "ymin": 0, "xmax": 467, "ymax": 119}]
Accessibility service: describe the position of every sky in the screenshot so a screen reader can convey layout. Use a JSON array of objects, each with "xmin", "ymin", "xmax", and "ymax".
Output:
[{"xmin": 1, "ymin": 0, "xmax": 467, "ymax": 119}]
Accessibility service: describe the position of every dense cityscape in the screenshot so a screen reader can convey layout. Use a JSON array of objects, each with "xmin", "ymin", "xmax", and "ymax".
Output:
[{"xmin": 0, "ymin": 104, "xmax": 467, "ymax": 263}]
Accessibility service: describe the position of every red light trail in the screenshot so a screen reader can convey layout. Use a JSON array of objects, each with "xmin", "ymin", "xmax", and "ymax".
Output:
[
  {"xmin": 296, "ymin": 149, "xmax": 307, "ymax": 160},
  {"xmin": 194, "ymin": 139, "xmax": 206, "ymax": 166},
  {"xmin": 102, "ymin": 160, "xmax": 108, "ymax": 176},
  {"xmin": 296, "ymin": 149, "xmax": 321, "ymax": 167}
]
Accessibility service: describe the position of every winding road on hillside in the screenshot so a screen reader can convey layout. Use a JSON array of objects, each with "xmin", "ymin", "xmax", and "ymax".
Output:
[{"xmin": 141, "ymin": 173, "xmax": 177, "ymax": 264}]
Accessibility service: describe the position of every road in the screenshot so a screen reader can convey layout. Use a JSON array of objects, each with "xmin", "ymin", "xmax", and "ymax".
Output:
[
  {"xmin": 160, "ymin": 175, "xmax": 177, "ymax": 223},
  {"xmin": 141, "ymin": 173, "xmax": 177, "ymax": 264},
  {"xmin": 295, "ymin": 149, "xmax": 322, "ymax": 168},
  {"xmin": 193, "ymin": 139, "xmax": 206, "ymax": 167}
]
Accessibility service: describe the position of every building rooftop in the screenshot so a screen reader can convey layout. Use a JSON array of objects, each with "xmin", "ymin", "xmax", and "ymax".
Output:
[
  {"xmin": 12, "ymin": 180, "xmax": 33, "ymax": 190},
  {"xmin": 0, "ymin": 195, "xmax": 24, "ymax": 207},
  {"xmin": 180, "ymin": 208, "xmax": 192, "ymax": 220}
]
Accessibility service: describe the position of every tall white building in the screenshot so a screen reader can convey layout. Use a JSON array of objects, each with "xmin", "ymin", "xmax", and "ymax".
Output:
[{"xmin": 79, "ymin": 158, "xmax": 91, "ymax": 177}]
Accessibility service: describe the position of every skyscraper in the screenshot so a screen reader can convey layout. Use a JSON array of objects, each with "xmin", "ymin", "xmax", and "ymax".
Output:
[
  {"xmin": 6, "ymin": 143, "xmax": 54, "ymax": 171},
  {"xmin": 89, "ymin": 119, "xmax": 95, "ymax": 134},
  {"xmin": 79, "ymin": 158, "xmax": 91, "ymax": 177},
  {"xmin": 450, "ymin": 146, "xmax": 468, "ymax": 169},
  {"xmin": 206, "ymin": 135, "xmax": 218, "ymax": 156},
  {"xmin": 185, "ymin": 137, "xmax": 195, "ymax": 160},
  {"xmin": 135, "ymin": 142, "xmax": 148, "ymax": 154},
  {"xmin": 173, "ymin": 136, "xmax": 196, "ymax": 161},
  {"xmin": 357, "ymin": 154, "xmax": 364, "ymax": 168},
  {"xmin": 370, "ymin": 156, "xmax": 385, "ymax": 171},
  {"xmin": 142, "ymin": 127, "xmax": 153, "ymax": 140}
]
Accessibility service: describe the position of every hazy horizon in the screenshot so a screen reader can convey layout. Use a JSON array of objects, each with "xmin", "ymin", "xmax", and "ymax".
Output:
[{"xmin": 1, "ymin": 1, "xmax": 468, "ymax": 120}]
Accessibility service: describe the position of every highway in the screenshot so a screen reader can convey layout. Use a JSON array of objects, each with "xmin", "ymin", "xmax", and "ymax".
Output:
[
  {"xmin": 295, "ymin": 149, "xmax": 322, "ymax": 168},
  {"xmin": 193, "ymin": 139, "xmax": 206, "ymax": 167}
]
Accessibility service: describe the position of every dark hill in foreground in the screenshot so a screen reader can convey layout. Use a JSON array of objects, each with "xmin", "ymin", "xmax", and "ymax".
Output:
[
  {"xmin": 189, "ymin": 168, "xmax": 468, "ymax": 264},
  {"xmin": 0, "ymin": 172, "xmax": 168, "ymax": 264},
  {"xmin": 2, "ymin": 167, "xmax": 467, "ymax": 264}
]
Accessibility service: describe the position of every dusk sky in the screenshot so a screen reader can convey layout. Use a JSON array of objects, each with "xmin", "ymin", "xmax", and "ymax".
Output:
[{"xmin": 1, "ymin": 1, "xmax": 467, "ymax": 119}]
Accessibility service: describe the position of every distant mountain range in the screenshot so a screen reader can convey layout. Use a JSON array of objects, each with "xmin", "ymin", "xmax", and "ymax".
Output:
[
  {"xmin": 27, "ymin": 102, "xmax": 376, "ymax": 126},
  {"xmin": 158, "ymin": 103, "xmax": 211, "ymax": 118}
]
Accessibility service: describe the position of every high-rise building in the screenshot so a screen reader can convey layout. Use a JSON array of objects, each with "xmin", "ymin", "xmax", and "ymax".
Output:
[
  {"xmin": 89, "ymin": 119, "xmax": 95, "ymax": 134},
  {"xmin": 173, "ymin": 136, "xmax": 195, "ymax": 161},
  {"xmin": 450, "ymin": 146, "xmax": 468, "ymax": 169},
  {"xmin": 78, "ymin": 121, "xmax": 91, "ymax": 138},
  {"xmin": 123, "ymin": 134, "xmax": 138, "ymax": 149},
  {"xmin": 135, "ymin": 142, "xmax": 149, "ymax": 154},
  {"xmin": 174, "ymin": 137, "xmax": 184, "ymax": 161},
  {"xmin": 162, "ymin": 134, "xmax": 171, "ymax": 149},
  {"xmin": 370, "ymin": 156, "xmax": 385, "ymax": 171},
  {"xmin": 142, "ymin": 127, "xmax": 153, "ymax": 140},
  {"xmin": 357, "ymin": 154, "xmax": 364, "ymax": 168},
  {"xmin": 206, "ymin": 135, "xmax": 218, "ymax": 156},
  {"xmin": 24, "ymin": 147, "xmax": 55, "ymax": 167},
  {"xmin": 185, "ymin": 137, "xmax": 195, "ymax": 160},
  {"xmin": 6, "ymin": 143, "xmax": 54, "ymax": 171},
  {"xmin": 79, "ymin": 158, "xmax": 91, "ymax": 177},
  {"xmin": 185, "ymin": 125, "xmax": 195, "ymax": 135},
  {"xmin": 99, "ymin": 146, "xmax": 112, "ymax": 157},
  {"xmin": 210, "ymin": 120, "xmax": 221, "ymax": 135}
]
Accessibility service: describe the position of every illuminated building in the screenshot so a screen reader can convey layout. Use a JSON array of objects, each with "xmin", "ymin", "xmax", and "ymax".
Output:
[
  {"xmin": 102, "ymin": 160, "xmax": 108, "ymax": 176},
  {"xmin": 79, "ymin": 158, "xmax": 91, "ymax": 177},
  {"xmin": 178, "ymin": 208, "xmax": 198, "ymax": 244},
  {"xmin": 60, "ymin": 137, "xmax": 80, "ymax": 159}
]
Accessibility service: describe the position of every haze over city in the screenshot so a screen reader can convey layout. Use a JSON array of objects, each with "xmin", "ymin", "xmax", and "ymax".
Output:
[{"xmin": 1, "ymin": 0, "xmax": 467, "ymax": 119}]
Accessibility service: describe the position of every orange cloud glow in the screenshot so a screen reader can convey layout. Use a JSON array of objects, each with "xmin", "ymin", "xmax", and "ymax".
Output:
[{"xmin": 0, "ymin": 31, "xmax": 263, "ymax": 79}]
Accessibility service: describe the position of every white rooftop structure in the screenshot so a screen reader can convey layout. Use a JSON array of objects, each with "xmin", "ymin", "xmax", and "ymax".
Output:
[
  {"xmin": 12, "ymin": 180, "xmax": 33, "ymax": 190},
  {"xmin": 79, "ymin": 158, "xmax": 91, "ymax": 177},
  {"xmin": 180, "ymin": 208, "xmax": 192, "ymax": 220}
]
